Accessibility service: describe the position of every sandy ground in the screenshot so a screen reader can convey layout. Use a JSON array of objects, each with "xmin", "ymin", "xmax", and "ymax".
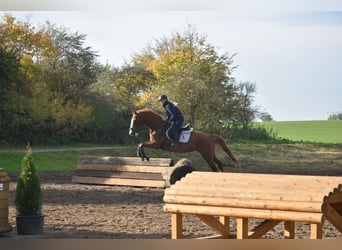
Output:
[{"xmin": 1, "ymin": 171, "xmax": 342, "ymax": 239}]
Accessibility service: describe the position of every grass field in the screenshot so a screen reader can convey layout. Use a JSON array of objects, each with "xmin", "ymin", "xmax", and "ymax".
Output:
[
  {"xmin": 1, "ymin": 120, "xmax": 341, "ymax": 174},
  {"xmin": 1, "ymin": 143, "xmax": 342, "ymax": 174},
  {"xmin": 260, "ymin": 120, "xmax": 342, "ymax": 143}
]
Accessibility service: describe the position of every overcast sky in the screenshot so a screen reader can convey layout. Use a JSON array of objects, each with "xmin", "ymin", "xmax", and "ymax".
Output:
[{"xmin": 1, "ymin": 0, "xmax": 342, "ymax": 121}]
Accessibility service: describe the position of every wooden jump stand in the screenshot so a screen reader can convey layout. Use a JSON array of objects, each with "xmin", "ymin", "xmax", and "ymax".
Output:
[
  {"xmin": 72, "ymin": 156, "xmax": 173, "ymax": 188},
  {"xmin": 163, "ymin": 172, "xmax": 342, "ymax": 239}
]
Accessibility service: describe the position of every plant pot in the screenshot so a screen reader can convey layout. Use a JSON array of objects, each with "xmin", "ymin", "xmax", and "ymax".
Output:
[{"xmin": 16, "ymin": 214, "xmax": 44, "ymax": 234}]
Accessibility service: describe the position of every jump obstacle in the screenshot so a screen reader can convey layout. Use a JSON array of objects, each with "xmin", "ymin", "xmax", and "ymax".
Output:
[
  {"xmin": 0, "ymin": 168, "xmax": 11, "ymax": 233},
  {"xmin": 72, "ymin": 156, "xmax": 174, "ymax": 188},
  {"xmin": 163, "ymin": 172, "xmax": 342, "ymax": 239}
]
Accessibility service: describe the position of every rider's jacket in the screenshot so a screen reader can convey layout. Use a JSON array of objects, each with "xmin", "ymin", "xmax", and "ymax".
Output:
[{"xmin": 163, "ymin": 100, "xmax": 184, "ymax": 125}]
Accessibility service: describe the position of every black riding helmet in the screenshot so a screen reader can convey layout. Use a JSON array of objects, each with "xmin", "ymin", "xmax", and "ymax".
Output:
[{"xmin": 158, "ymin": 94, "xmax": 168, "ymax": 101}]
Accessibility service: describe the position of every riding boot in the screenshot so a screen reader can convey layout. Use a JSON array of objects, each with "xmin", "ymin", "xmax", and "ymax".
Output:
[
  {"xmin": 173, "ymin": 131, "xmax": 180, "ymax": 147},
  {"xmin": 170, "ymin": 139, "xmax": 179, "ymax": 148}
]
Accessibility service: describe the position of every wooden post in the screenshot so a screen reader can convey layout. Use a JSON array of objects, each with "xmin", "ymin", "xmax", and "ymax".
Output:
[
  {"xmin": 220, "ymin": 216, "xmax": 230, "ymax": 238},
  {"xmin": 196, "ymin": 215, "xmax": 230, "ymax": 238},
  {"xmin": 284, "ymin": 221, "xmax": 295, "ymax": 239},
  {"xmin": 237, "ymin": 218, "xmax": 249, "ymax": 239},
  {"xmin": 249, "ymin": 220, "xmax": 281, "ymax": 239},
  {"xmin": 171, "ymin": 213, "xmax": 183, "ymax": 239},
  {"xmin": 311, "ymin": 223, "xmax": 322, "ymax": 239}
]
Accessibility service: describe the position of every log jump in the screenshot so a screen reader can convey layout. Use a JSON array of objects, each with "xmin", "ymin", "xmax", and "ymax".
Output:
[
  {"xmin": 72, "ymin": 156, "xmax": 173, "ymax": 188},
  {"xmin": 72, "ymin": 156, "xmax": 195, "ymax": 188},
  {"xmin": 163, "ymin": 172, "xmax": 342, "ymax": 239}
]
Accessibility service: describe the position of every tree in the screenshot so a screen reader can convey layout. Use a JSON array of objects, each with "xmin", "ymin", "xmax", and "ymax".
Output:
[
  {"xmin": 88, "ymin": 63, "xmax": 156, "ymax": 142},
  {"xmin": 0, "ymin": 14, "xmax": 98, "ymax": 143},
  {"xmin": 133, "ymin": 25, "xmax": 238, "ymax": 133},
  {"xmin": 328, "ymin": 112, "xmax": 342, "ymax": 120},
  {"xmin": 259, "ymin": 112, "xmax": 274, "ymax": 122},
  {"xmin": 15, "ymin": 143, "xmax": 42, "ymax": 216},
  {"xmin": 0, "ymin": 47, "xmax": 19, "ymax": 92},
  {"xmin": 0, "ymin": 14, "xmax": 54, "ymax": 143},
  {"xmin": 39, "ymin": 22, "xmax": 98, "ymax": 103},
  {"xmin": 233, "ymin": 81, "xmax": 259, "ymax": 128}
]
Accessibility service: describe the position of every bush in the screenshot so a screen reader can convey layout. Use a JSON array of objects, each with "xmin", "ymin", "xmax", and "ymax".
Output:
[
  {"xmin": 15, "ymin": 143, "xmax": 42, "ymax": 215},
  {"xmin": 222, "ymin": 123, "xmax": 278, "ymax": 141}
]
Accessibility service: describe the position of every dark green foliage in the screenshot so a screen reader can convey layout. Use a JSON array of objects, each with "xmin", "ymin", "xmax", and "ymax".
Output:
[
  {"xmin": 15, "ymin": 143, "xmax": 42, "ymax": 215},
  {"xmin": 223, "ymin": 123, "xmax": 278, "ymax": 141}
]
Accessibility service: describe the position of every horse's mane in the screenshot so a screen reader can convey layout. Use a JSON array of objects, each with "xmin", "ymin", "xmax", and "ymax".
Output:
[{"xmin": 137, "ymin": 108, "xmax": 164, "ymax": 122}]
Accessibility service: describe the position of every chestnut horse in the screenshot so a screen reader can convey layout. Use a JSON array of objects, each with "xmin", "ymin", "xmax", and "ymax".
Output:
[{"xmin": 129, "ymin": 109, "xmax": 240, "ymax": 172}]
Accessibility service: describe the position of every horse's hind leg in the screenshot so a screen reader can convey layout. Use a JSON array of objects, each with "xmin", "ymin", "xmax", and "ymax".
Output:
[
  {"xmin": 200, "ymin": 151, "xmax": 220, "ymax": 172},
  {"xmin": 214, "ymin": 157, "xmax": 223, "ymax": 172}
]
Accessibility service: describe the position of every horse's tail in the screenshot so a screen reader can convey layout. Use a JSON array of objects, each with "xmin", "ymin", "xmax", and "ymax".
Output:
[{"xmin": 212, "ymin": 135, "xmax": 240, "ymax": 168}]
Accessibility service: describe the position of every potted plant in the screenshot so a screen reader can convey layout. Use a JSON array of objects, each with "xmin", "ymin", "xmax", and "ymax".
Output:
[{"xmin": 15, "ymin": 143, "xmax": 44, "ymax": 234}]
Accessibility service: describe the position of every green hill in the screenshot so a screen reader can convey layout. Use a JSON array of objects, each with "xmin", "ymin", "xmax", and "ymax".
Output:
[{"xmin": 260, "ymin": 120, "xmax": 342, "ymax": 144}]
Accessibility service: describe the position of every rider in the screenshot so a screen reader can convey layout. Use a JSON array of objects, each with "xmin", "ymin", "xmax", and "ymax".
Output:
[{"xmin": 158, "ymin": 94, "xmax": 184, "ymax": 147}]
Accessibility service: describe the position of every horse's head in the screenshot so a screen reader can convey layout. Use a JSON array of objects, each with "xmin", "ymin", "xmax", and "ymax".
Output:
[
  {"xmin": 129, "ymin": 109, "xmax": 165, "ymax": 136},
  {"xmin": 129, "ymin": 111, "xmax": 143, "ymax": 136}
]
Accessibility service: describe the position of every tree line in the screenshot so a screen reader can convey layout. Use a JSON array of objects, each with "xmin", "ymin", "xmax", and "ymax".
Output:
[
  {"xmin": 0, "ymin": 14, "xmax": 268, "ymax": 145},
  {"xmin": 328, "ymin": 112, "xmax": 342, "ymax": 120}
]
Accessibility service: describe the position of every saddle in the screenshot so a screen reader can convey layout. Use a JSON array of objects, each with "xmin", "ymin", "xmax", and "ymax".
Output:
[
  {"xmin": 180, "ymin": 123, "xmax": 193, "ymax": 133},
  {"xmin": 179, "ymin": 123, "xmax": 193, "ymax": 143},
  {"xmin": 165, "ymin": 123, "xmax": 193, "ymax": 144}
]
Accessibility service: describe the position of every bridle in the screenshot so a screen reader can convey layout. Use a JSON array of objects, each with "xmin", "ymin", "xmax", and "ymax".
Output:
[{"xmin": 129, "ymin": 113, "xmax": 139, "ymax": 136}]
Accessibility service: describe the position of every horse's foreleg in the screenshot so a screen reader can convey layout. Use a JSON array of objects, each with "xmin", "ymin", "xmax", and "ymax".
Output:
[
  {"xmin": 137, "ymin": 141, "xmax": 162, "ymax": 161},
  {"xmin": 137, "ymin": 143, "xmax": 149, "ymax": 161}
]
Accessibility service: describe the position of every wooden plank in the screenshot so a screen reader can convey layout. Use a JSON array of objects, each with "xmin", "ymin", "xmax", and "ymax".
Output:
[
  {"xmin": 78, "ymin": 156, "xmax": 173, "ymax": 167},
  {"xmin": 165, "ymin": 187, "xmax": 327, "ymax": 203},
  {"xmin": 0, "ymin": 208, "xmax": 8, "ymax": 218},
  {"xmin": 196, "ymin": 215, "xmax": 230, "ymax": 238},
  {"xmin": 163, "ymin": 194, "xmax": 322, "ymax": 213},
  {"xmin": 0, "ymin": 217, "xmax": 9, "ymax": 225},
  {"xmin": 171, "ymin": 213, "xmax": 183, "ymax": 239},
  {"xmin": 249, "ymin": 220, "xmax": 281, "ymax": 239},
  {"xmin": 76, "ymin": 163, "xmax": 167, "ymax": 173},
  {"xmin": 163, "ymin": 203, "xmax": 323, "ymax": 223},
  {"xmin": 176, "ymin": 173, "xmax": 342, "ymax": 190},
  {"xmin": 0, "ymin": 200, "xmax": 9, "ymax": 209},
  {"xmin": 72, "ymin": 176, "xmax": 165, "ymax": 188},
  {"xmin": 73, "ymin": 156, "xmax": 173, "ymax": 188},
  {"xmin": 177, "ymin": 179, "xmax": 340, "ymax": 195},
  {"xmin": 74, "ymin": 169, "xmax": 163, "ymax": 180},
  {"xmin": 0, "ymin": 192, "xmax": 9, "ymax": 200},
  {"xmin": 186, "ymin": 172, "xmax": 342, "ymax": 186}
]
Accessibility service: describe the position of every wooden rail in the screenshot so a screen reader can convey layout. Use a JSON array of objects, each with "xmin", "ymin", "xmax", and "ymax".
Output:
[
  {"xmin": 72, "ymin": 156, "xmax": 173, "ymax": 188},
  {"xmin": 163, "ymin": 172, "xmax": 342, "ymax": 239}
]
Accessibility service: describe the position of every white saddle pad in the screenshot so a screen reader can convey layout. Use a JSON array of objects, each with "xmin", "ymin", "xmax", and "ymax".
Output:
[{"xmin": 179, "ymin": 129, "xmax": 193, "ymax": 143}]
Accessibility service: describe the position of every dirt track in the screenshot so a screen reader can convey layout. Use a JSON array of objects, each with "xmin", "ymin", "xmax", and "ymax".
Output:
[{"xmin": 2, "ymin": 171, "xmax": 342, "ymax": 239}]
